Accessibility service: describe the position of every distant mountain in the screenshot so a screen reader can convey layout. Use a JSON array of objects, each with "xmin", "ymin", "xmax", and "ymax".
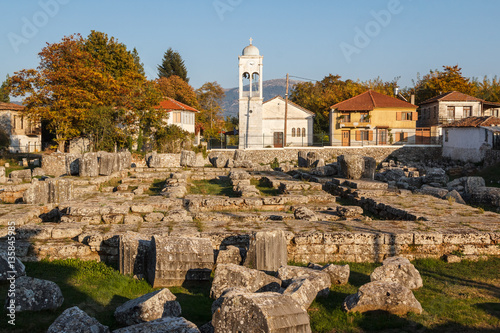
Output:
[{"xmin": 221, "ymin": 78, "xmax": 299, "ymax": 118}]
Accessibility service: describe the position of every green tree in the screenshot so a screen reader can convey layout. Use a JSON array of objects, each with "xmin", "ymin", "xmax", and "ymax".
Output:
[
  {"xmin": 131, "ymin": 47, "xmax": 145, "ymax": 76},
  {"xmin": 413, "ymin": 65, "xmax": 476, "ymax": 104},
  {"xmin": 475, "ymin": 76, "xmax": 500, "ymax": 103},
  {"xmin": 81, "ymin": 106, "xmax": 127, "ymax": 151},
  {"xmin": 0, "ymin": 75, "xmax": 10, "ymax": 103},
  {"xmin": 196, "ymin": 81, "xmax": 226, "ymax": 138},
  {"xmin": 157, "ymin": 48, "xmax": 189, "ymax": 82}
]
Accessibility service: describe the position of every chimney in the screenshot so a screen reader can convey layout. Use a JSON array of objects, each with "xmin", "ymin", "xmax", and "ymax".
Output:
[
  {"xmin": 411, "ymin": 94, "xmax": 415, "ymax": 105},
  {"xmin": 393, "ymin": 87, "xmax": 399, "ymax": 96}
]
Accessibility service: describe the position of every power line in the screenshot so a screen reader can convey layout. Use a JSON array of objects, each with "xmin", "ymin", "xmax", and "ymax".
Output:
[{"xmin": 288, "ymin": 75, "xmax": 320, "ymax": 82}]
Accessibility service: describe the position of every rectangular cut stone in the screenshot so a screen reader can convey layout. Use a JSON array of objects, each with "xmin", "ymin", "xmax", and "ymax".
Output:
[
  {"xmin": 42, "ymin": 153, "xmax": 67, "ymax": 177},
  {"xmin": 442, "ymin": 233, "xmax": 491, "ymax": 245},
  {"xmin": 79, "ymin": 153, "xmax": 99, "ymax": 177},
  {"xmin": 414, "ymin": 233, "xmax": 443, "ymax": 245},
  {"xmin": 354, "ymin": 233, "xmax": 384, "ymax": 245},
  {"xmin": 293, "ymin": 233, "xmax": 324, "ymax": 245},
  {"xmin": 324, "ymin": 233, "xmax": 355, "ymax": 245},
  {"xmin": 384, "ymin": 233, "xmax": 414, "ymax": 245},
  {"xmin": 244, "ymin": 230, "xmax": 287, "ymax": 272},
  {"xmin": 147, "ymin": 236, "xmax": 214, "ymax": 287},
  {"xmin": 119, "ymin": 233, "xmax": 151, "ymax": 278}
]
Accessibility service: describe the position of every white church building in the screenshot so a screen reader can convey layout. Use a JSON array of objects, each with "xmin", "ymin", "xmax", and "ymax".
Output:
[{"xmin": 238, "ymin": 40, "xmax": 314, "ymax": 149}]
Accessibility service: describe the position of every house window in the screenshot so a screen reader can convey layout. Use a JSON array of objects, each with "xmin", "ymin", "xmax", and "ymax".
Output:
[
  {"xmin": 402, "ymin": 112, "xmax": 413, "ymax": 120},
  {"xmin": 447, "ymin": 106, "xmax": 455, "ymax": 119},
  {"xmin": 173, "ymin": 112, "xmax": 181, "ymax": 123},
  {"xmin": 464, "ymin": 106, "xmax": 472, "ymax": 117},
  {"xmin": 445, "ymin": 129, "xmax": 449, "ymax": 142},
  {"xmin": 360, "ymin": 113, "xmax": 370, "ymax": 123},
  {"xmin": 297, "ymin": 128, "xmax": 301, "ymax": 137},
  {"xmin": 398, "ymin": 131, "xmax": 408, "ymax": 142},
  {"xmin": 302, "ymin": 128, "xmax": 306, "ymax": 137},
  {"xmin": 291, "ymin": 128, "xmax": 295, "ymax": 137},
  {"xmin": 340, "ymin": 113, "xmax": 351, "ymax": 122}
]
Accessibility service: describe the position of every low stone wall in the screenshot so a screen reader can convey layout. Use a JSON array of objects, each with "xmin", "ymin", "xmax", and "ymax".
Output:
[
  {"xmin": 484, "ymin": 149, "xmax": 500, "ymax": 167},
  {"xmin": 3, "ymin": 229, "xmax": 499, "ymax": 264},
  {"xmin": 208, "ymin": 146, "xmax": 442, "ymax": 165}
]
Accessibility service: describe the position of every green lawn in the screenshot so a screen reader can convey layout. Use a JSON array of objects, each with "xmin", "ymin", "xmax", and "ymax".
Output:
[
  {"xmin": 187, "ymin": 178, "xmax": 237, "ymax": 197},
  {"xmin": 0, "ymin": 258, "xmax": 498, "ymax": 332}
]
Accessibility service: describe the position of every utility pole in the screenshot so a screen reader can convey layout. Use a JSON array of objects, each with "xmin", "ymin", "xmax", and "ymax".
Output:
[{"xmin": 284, "ymin": 73, "xmax": 289, "ymax": 147}]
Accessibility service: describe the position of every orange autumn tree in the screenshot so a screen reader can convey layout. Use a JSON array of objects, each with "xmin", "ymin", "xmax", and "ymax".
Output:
[
  {"xmin": 9, "ymin": 32, "xmax": 159, "ymax": 151},
  {"xmin": 155, "ymin": 75, "xmax": 199, "ymax": 109}
]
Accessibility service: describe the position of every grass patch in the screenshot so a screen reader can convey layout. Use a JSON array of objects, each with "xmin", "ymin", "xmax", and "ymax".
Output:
[
  {"xmin": 98, "ymin": 177, "xmax": 121, "ymax": 191},
  {"xmin": 145, "ymin": 179, "xmax": 166, "ymax": 196},
  {"xmin": 1, "ymin": 258, "xmax": 499, "ymax": 332},
  {"xmin": 187, "ymin": 178, "xmax": 237, "ymax": 197},
  {"xmin": 251, "ymin": 179, "xmax": 279, "ymax": 196}
]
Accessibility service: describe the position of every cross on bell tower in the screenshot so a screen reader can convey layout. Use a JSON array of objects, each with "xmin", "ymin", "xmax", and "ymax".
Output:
[{"xmin": 238, "ymin": 39, "xmax": 264, "ymax": 149}]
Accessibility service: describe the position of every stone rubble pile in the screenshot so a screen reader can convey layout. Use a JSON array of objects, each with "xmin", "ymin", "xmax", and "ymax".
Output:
[{"xmin": 161, "ymin": 172, "xmax": 188, "ymax": 198}]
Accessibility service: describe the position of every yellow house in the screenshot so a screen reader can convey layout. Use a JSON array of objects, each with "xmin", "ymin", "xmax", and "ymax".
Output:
[{"xmin": 329, "ymin": 90, "xmax": 418, "ymax": 146}]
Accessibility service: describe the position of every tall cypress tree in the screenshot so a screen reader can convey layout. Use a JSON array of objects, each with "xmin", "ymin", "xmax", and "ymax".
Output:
[
  {"xmin": 157, "ymin": 48, "xmax": 189, "ymax": 83},
  {"xmin": 0, "ymin": 75, "xmax": 10, "ymax": 103}
]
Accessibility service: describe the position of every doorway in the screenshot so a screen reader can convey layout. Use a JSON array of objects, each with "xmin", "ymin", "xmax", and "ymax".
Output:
[
  {"xmin": 273, "ymin": 132, "xmax": 283, "ymax": 148},
  {"xmin": 341, "ymin": 130, "xmax": 350, "ymax": 146}
]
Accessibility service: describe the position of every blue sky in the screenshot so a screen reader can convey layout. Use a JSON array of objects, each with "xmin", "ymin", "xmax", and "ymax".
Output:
[{"xmin": 1, "ymin": 0, "xmax": 500, "ymax": 96}]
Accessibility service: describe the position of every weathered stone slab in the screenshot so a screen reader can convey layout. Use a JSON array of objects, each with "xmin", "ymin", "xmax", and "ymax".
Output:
[
  {"xmin": 362, "ymin": 156, "xmax": 376, "ymax": 180},
  {"xmin": 212, "ymin": 292, "xmax": 311, "ymax": 333},
  {"xmin": 98, "ymin": 151, "xmax": 116, "ymax": 176},
  {"xmin": 5, "ymin": 276, "xmax": 64, "ymax": 312},
  {"xmin": 370, "ymin": 256, "xmax": 423, "ymax": 290},
  {"xmin": 298, "ymin": 151, "xmax": 308, "ymax": 167},
  {"xmin": 0, "ymin": 251, "xmax": 25, "ymax": 281},
  {"xmin": 282, "ymin": 276, "xmax": 328, "ymax": 310},
  {"xmin": 113, "ymin": 317, "xmax": 200, "ymax": 333},
  {"xmin": 321, "ymin": 264, "xmax": 350, "ymax": 285},
  {"xmin": 210, "ymin": 264, "xmax": 282, "ymax": 299},
  {"xmin": 343, "ymin": 281, "xmax": 422, "ymax": 315},
  {"xmin": 42, "ymin": 153, "xmax": 66, "ymax": 177},
  {"xmin": 114, "ymin": 288, "xmax": 181, "ymax": 326},
  {"xmin": 244, "ymin": 230, "xmax": 287, "ymax": 272},
  {"xmin": 65, "ymin": 153, "xmax": 81, "ymax": 176},
  {"xmin": 216, "ymin": 246, "xmax": 242, "ymax": 265},
  {"xmin": 47, "ymin": 306, "xmax": 109, "ymax": 333},
  {"xmin": 336, "ymin": 206, "xmax": 363, "ymax": 218},
  {"xmin": 294, "ymin": 207, "xmax": 318, "ymax": 221},
  {"xmin": 277, "ymin": 265, "xmax": 331, "ymax": 288},
  {"xmin": 9, "ymin": 169, "xmax": 32, "ymax": 181},
  {"xmin": 147, "ymin": 236, "xmax": 214, "ymax": 287},
  {"xmin": 80, "ymin": 152, "xmax": 99, "ymax": 177},
  {"xmin": 119, "ymin": 233, "xmax": 151, "ymax": 278},
  {"xmin": 338, "ymin": 154, "xmax": 364, "ymax": 180},
  {"xmin": 180, "ymin": 150, "xmax": 196, "ymax": 167}
]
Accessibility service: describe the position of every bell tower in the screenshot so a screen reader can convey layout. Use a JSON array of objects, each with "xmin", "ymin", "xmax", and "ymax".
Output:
[{"xmin": 238, "ymin": 38, "xmax": 264, "ymax": 149}]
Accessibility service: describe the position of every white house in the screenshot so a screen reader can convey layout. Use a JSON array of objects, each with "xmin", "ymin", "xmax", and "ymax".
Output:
[
  {"xmin": 154, "ymin": 98, "xmax": 199, "ymax": 133},
  {"xmin": 262, "ymin": 96, "xmax": 314, "ymax": 147},
  {"xmin": 238, "ymin": 40, "xmax": 314, "ymax": 148},
  {"xmin": 0, "ymin": 102, "xmax": 41, "ymax": 153},
  {"xmin": 442, "ymin": 116, "xmax": 500, "ymax": 163}
]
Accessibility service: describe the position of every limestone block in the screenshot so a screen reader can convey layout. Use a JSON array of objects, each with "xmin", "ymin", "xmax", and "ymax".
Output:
[
  {"xmin": 212, "ymin": 292, "xmax": 311, "ymax": 333},
  {"xmin": 114, "ymin": 288, "xmax": 181, "ymax": 326},
  {"xmin": 445, "ymin": 190, "xmax": 466, "ymax": 204},
  {"xmin": 79, "ymin": 152, "xmax": 99, "ymax": 177},
  {"xmin": 47, "ymin": 306, "xmax": 109, "ymax": 333},
  {"xmin": 65, "ymin": 153, "xmax": 81, "ymax": 176},
  {"xmin": 370, "ymin": 256, "xmax": 423, "ymax": 290},
  {"xmin": 277, "ymin": 265, "xmax": 331, "ymax": 288},
  {"xmin": 48, "ymin": 178, "xmax": 73, "ymax": 204},
  {"xmin": 23, "ymin": 179, "xmax": 49, "ymax": 204},
  {"xmin": 442, "ymin": 233, "xmax": 491, "ymax": 245},
  {"xmin": 414, "ymin": 233, "xmax": 443, "ymax": 245},
  {"xmin": 306, "ymin": 152, "xmax": 319, "ymax": 168},
  {"xmin": 210, "ymin": 264, "xmax": 281, "ymax": 299},
  {"xmin": 51, "ymin": 225, "xmax": 83, "ymax": 239},
  {"xmin": 0, "ymin": 166, "xmax": 6, "ymax": 183},
  {"xmin": 216, "ymin": 246, "xmax": 242, "ymax": 265},
  {"xmin": 119, "ymin": 233, "xmax": 151, "ymax": 278},
  {"xmin": 0, "ymin": 251, "xmax": 25, "ymax": 281},
  {"xmin": 113, "ymin": 317, "xmax": 200, "ymax": 333},
  {"xmin": 5, "ymin": 276, "xmax": 64, "ymax": 312},
  {"xmin": 233, "ymin": 149, "xmax": 246, "ymax": 161},
  {"xmin": 244, "ymin": 230, "xmax": 287, "ymax": 272},
  {"xmin": 336, "ymin": 206, "xmax": 363, "ymax": 218},
  {"xmin": 144, "ymin": 212, "xmax": 164, "ymax": 222},
  {"xmin": 418, "ymin": 185, "xmax": 448, "ymax": 198},
  {"xmin": 131, "ymin": 204, "xmax": 155, "ymax": 213},
  {"xmin": 362, "ymin": 156, "xmax": 377, "ymax": 180},
  {"xmin": 42, "ymin": 153, "xmax": 66, "ymax": 177},
  {"xmin": 180, "ymin": 150, "xmax": 196, "ymax": 167},
  {"xmin": 464, "ymin": 177, "xmax": 485, "ymax": 194},
  {"xmin": 211, "ymin": 287, "xmax": 247, "ymax": 314},
  {"xmin": 343, "ymin": 281, "xmax": 422, "ymax": 315},
  {"xmin": 98, "ymin": 151, "xmax": 115, "ymax": 176},
  {"xmin": 211, "ymin": 156, "xmax": 228, "ymax": 168},
  {"xmin": 321, "ymin": 264, "xmax": 350, "ymax": 285},
  {"xmin": 9, "ymin": 169, "xmax": 32, "ymax": 181},
  {"xmin": 298, "ymin": 151, "xmax": 308, "ymax": 167},
  {"xmin": 147, "ymin": 236, "xmax": 214, "ymax": 287},
  {"xmin": 282, "ymin": 276, "xmax": 329, "ymax": 310},
  {"xmin": 124, "ymin": 214, "xmax": 144, "ymax": 224},
  {"xmin": 338, "ymin": 154, "xmax": 364, "ymax": 180},
  {"xmin": 294, "ymin": 207, "xmax": 318, "ymax": 221}
]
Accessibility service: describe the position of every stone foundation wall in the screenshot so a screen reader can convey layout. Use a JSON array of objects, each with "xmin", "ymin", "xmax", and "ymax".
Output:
[
  {"xmin": 208, "ymin": 146, "xmax": 442, "ymax": 165},
  {"xmin": 3, "ymin": 230, "xmax": 499, "ymax": 264}
]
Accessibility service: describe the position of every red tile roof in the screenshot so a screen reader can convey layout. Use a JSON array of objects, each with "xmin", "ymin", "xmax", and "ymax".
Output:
[
  {"xmin": 0, "ymin": 102, "xmax": 24, "ymax": 111},
  {"xmin": 331, "ymin": 90, "xmax": 416, "ymax": 111},
  {"xmin": 264, "ymin": 96, "xmax": 315, "ymax": 116},
  {"xmin": 420, "ymin": 91, "xmax": 485, "ymax": 105},
  {"xmin": 154, "ymin": 98, "xmax": 199, "ymax": 112},
  {"xmin": 442, "ymin": 116, "xmax": 500, "ymax": 128}
]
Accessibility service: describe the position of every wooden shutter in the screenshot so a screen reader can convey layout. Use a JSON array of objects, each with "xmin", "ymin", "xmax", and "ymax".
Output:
[
  {"xmin": 355, "ymin": 131, "xmax": 361, "ymax": 141},
  {"xmin": 396, "ymin": 112, "xmax": 402, "ymax": 121},
  {"xmin": 412, "ymin": 112, "xmax": 418, "ymax": 121},
  {"xmin": 404, "ymin": 132, "xmax": 408, "ymax": 140},
  {"xmin": 368, "ymin": 131, "xmax": 373, "ymax": 141}
]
